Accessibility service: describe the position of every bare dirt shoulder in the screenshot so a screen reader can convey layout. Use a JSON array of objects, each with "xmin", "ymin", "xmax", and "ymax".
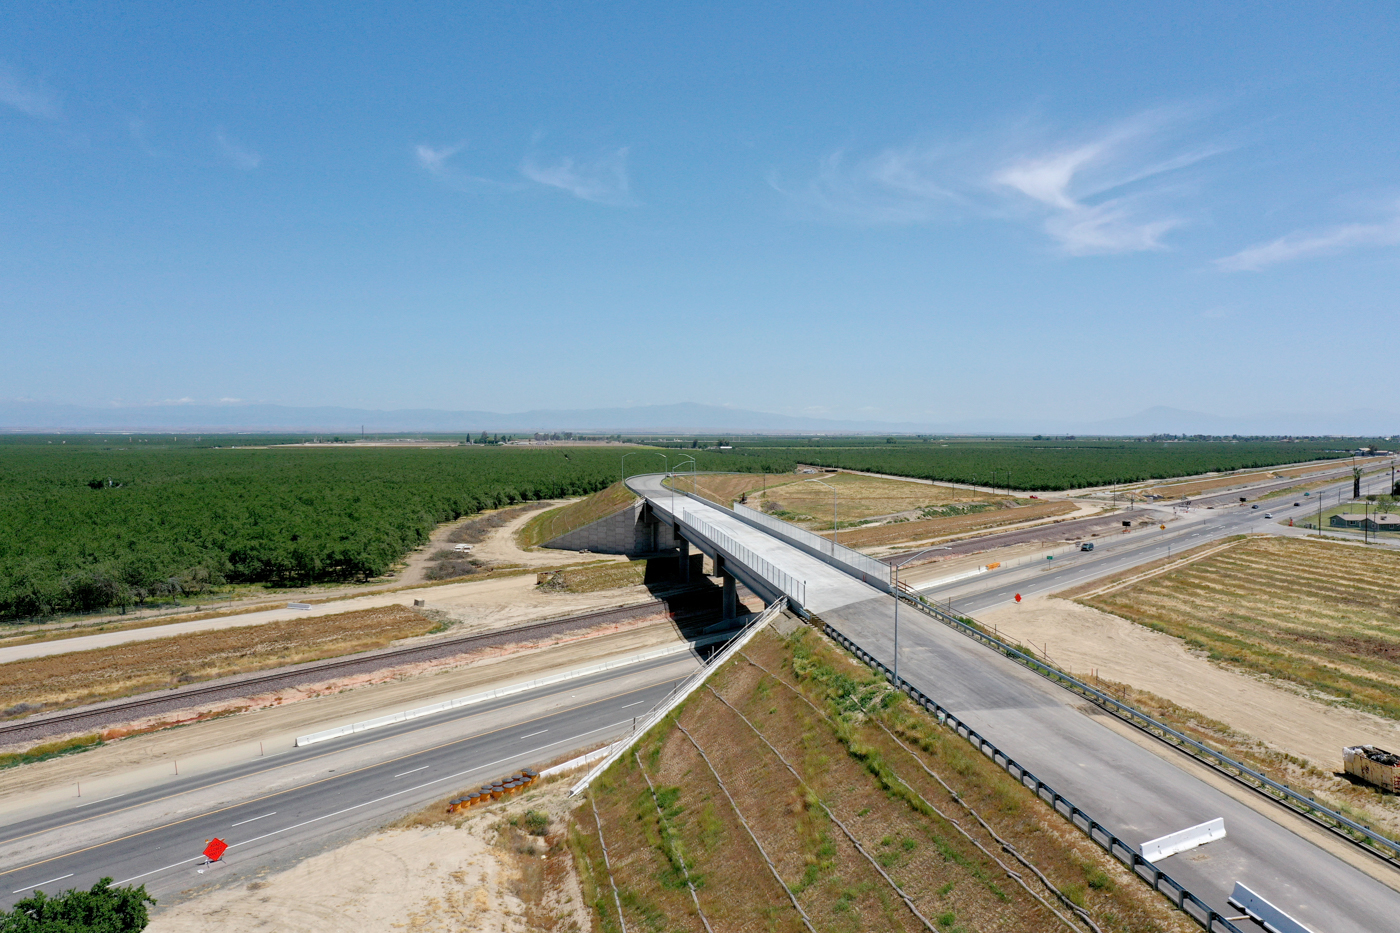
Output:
[
  {"xmin": 148, "ymin": 778, "xmax": 588, "ymax": 933},
  {"xmin": 976, "ymin": 596, "xmax": 1400, "ymax": 811}
]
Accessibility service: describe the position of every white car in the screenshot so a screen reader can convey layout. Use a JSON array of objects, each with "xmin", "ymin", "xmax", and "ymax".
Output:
[{"xmin": 1263, "ymin": 512, "xmax": 1273, "ymax": 519}]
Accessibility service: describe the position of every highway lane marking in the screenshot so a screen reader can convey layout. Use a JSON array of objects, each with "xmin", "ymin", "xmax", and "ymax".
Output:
[
  {"xmin": 620, "ymin": 701, "xmax": 645, "ymax": 709},
  {"xmin": 230, "ymin": 812, "xmax": 276, "ymax": 827},
  {"xmin": 0, "ymin": 682, "xmax": 679, "ymax": 879},
  {"xmin": 520, "ymin": 730, "xmax": 548, "ymax": 739},
  {"xmin": 112, "ymin": 721, "xmax": 638, "ymax": 889},
  {"xmin": 393, "ymin": 767, "xmax": 428, "ymax": 778},
  {"xmin": 11, "ymin": 873, "xmax": 72, "ymax": 894},
  {"xmin": 0, "ymin": 658, "xmax": 692, "ymax": 855}
]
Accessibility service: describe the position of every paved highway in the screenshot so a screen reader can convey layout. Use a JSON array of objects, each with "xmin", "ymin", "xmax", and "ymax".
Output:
[
  {"xmin": 630, "ymin": 471, "xmax": 1400, "ymax": 932},
  {"xmin": 0, "ymin": 654, "xmax": 693, "ymax": 910}
]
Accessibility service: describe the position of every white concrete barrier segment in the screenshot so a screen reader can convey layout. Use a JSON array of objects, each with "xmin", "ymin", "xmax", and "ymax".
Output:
[
  {"xmin": 294, "ymin": 632, "xmax": 735, "ymax": 747},
  {"xmin": 1140, "ymin": 817, "xmax": 1226, "ymax": 861},
  {"xmin": 287, "ymin": 602, "xmax": 312, "ymax": 610},
  {"xmin": 913, "ymin": 566, "xmax": 989, "ymax": 592},
  {"xmin": 539, "ymin": 742, "xmax": 620, "ymax": 779},
  {"xmin": 1228, "ymin": 882, "xmax": 1316, "ymax": 933}
]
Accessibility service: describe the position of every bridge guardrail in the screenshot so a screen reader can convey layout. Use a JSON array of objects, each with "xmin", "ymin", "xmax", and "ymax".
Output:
[
  {"xmin": 899, "ymin": 592, "xmax": 1400, "ymax": 867},
  {"xmin": 569, "ymin": 597, "xmax": 787, "ymax": 796},
  {"xmin": 816, "ymin": 618, "xmax": 1246, "ymax": 933},
  {"xmin": 726, "ymin": 500, "xmax": 892, "ymax": 591},
  {"xmin": 682, "ymin": 509, "xmax": 808, "ymax": 608}
]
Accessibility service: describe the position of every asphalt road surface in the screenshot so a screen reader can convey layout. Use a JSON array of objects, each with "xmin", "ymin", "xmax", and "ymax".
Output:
[{"xmin": 0, "ymin": 655, "xmax": 692, "ymax": 910}]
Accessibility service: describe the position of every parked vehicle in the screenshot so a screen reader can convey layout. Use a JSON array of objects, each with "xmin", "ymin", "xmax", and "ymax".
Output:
[{"xmin": 1344, "ymin": 745, "xmax": 1400, "ymax": 792}]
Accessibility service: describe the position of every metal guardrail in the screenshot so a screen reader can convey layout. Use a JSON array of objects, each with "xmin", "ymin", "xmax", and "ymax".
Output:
[
  {"xmin": 729, "ymin": 500, "xmax": 892, "ymax": 589},
  {"xmin": 817, "ymin": 619, "xmax": 1246, "ymax": 933},
  {"xmin": 569, "ymin": 598, "xmax": 788, "ymax": 796},
  {"xmin": 682, "ymin": 510, "xmax": 808, "ymax": 608},
  {"xmin": 899, "ymin": 593, "xmax": 1400, "ymax": 867}
]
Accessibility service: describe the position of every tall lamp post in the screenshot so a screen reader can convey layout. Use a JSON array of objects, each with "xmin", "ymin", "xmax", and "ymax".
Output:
[
  {"xmin": 672, "ymin": 456, "xmax": 696, "ymax": 515},
  {"xmin": 620, "ymin": 451, "xmax": 639, "ymax": 484},
  {"xmin": 807, "ymin": 478, "xmax": 839, "ymax": 548},
  {"xmin": 892, "ymin": 559, "xmax": 901, "ymax": 687}
]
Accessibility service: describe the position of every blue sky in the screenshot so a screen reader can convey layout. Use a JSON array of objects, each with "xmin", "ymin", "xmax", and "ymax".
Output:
[{"xmin": 2, "ymin": 2, "xmax": 1397, "ymax": 425}]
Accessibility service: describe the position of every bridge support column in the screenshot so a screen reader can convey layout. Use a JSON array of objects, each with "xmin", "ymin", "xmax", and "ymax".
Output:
[
  {"xmin": 722, "ymin": 572, "xmax": 738, "ymax": 620},
  {"xmin": 677, "ymin": 534, "xmax": 690, "ymax": 583}
]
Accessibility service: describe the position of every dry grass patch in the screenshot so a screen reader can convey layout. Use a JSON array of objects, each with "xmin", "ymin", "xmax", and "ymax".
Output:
[
  {"xmin": 0, "ymin": 604, "xmax": 434, "ymax": 718},
  {"xmin": 666, "ymin": 472, "xmax": 780, "ymax": 508},
  {"xmin": 756, "ymin": 472, "xmax": 997, "ymax": 525},
  {"xmin": 537, "ymin": 560, "xmax": 651, "ymax": 594},
  {"xmin": 518, "ymin": 482, "xmax": 637, "ymax": 548},
  {"xmin": 832, "ymin": 499, "xmax": 1078, "ymax": 549},
  {"xmin": 1083, "ymin": 536, "xmax": 1400, "ymax": 720},
  {"xmin": 1144, "ymin": 458, "xmax": 1383, "ymax": 499},
  {"xmin": 574, "ymin": 627, "xmax": 1196, "ymax": 933}
]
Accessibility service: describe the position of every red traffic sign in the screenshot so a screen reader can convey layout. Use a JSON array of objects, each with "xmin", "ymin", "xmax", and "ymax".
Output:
[
  {"xmin": 1014, "ymin": 593, "xmax": 1022, "ymax": 603},
  {"xmin": 203, "ymin": 838, "xmax": 228, "ymax": 862}
]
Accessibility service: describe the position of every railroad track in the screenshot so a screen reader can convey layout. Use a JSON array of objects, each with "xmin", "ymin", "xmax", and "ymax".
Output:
[{"xmin": 1, "ymin": 590, "xmax": 726, "ymax": 747}]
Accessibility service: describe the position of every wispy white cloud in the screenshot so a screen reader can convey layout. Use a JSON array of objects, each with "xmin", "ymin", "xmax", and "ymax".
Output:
[
  {"xmin": 215, "ymin": 128, "xmax": 261, "ymax": 170},
  {"xmin": 778, "ymin": 110, "xmax": 1225, "ymax": 255},
  {"xmin": 416, "ymin": 140, "xmax": 636, "ymax": 205},
  {"xmin": 414, "ymin": 141, "xmax": 525, "ymax": 193},
  {"xmin": 0, "ymin": 63, "xmax": 61, "ymax": 121},
  {"xmin": 1216, "ymin": 207, "xmax": 1400, "ymax": 271},
  {"xmin": 521, "ymin": 147, "xmax": 635, "ymax": 205}
]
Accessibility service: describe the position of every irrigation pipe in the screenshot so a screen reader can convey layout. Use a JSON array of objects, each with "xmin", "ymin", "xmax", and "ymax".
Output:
[
  {"xmin": 738, "ymin": 652, "xmax": 1097, "ymax": 933},
  {"xmin": 589, "ymin": 793, "xmax": 628, "ymax": 933},
  {"xmin": 705, "ymin": 685, "xmax": 939, "ymax": 933},
  {"xmin": 675, "ymin": 722, "xmax": 818, "ymax": 933},
  {"xmin": 634, "ymin": 750, "xmax": 715, "ymax": 933}
]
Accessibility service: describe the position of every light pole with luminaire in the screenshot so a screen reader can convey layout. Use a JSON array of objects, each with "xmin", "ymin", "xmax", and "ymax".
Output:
[
  {"xmin": 620, "ymin": 451, "xmax": 639, "ymax": 484},
  {"xmin": 807, "ymin": 478, "xmax": 839, "ymax": 548},
  {"xmin": 892, "ymin": 558, "xmax": 901, "ymax": 687},
  {"xmin": 672, "ymin": 457, "xmax": 696, "ymax": 516}
]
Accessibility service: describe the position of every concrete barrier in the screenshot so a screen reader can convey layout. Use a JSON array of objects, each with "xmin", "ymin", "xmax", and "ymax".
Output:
[
  {"xmin": 1228, "ymin": 882, "xmax": 1315, "ymax": 933},
  {"xmin": 1141, "ymin": 818, "xmax": 1226, "ymax": 861},
  {"xmin": 294, "ymin": 631, "xmax": 740, "ymax": 747}
]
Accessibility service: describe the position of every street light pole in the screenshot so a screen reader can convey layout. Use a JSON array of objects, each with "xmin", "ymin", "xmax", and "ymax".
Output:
[
  {"xmin": 807, "ymin": 478, "xmax": 839, "ymax": 548},
  {"xmin": 892, "ymin": 560, "xmax": 900, "ymax": 687},
  {"xmin": 620, "ymin": 451, "xmax": 637, "ymax": 484}
]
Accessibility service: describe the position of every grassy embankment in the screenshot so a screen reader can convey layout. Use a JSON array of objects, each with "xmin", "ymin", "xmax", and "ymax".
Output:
[
  {"xmin": 517, "ymin": 482, "xmax": 638, "ymax": 549},
  {"xmin": 1080, "ymin": 536, "xmax": 1400, "ymax": 722},
  {"xmin": 570, "ymin": 626, "xmax": 1196, "ymax": 933}
]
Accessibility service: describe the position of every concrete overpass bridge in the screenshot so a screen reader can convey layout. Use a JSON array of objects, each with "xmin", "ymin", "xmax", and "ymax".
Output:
[{"xmin": 625, "ymin": 472, "xmax": 1400, "ymax": 933}]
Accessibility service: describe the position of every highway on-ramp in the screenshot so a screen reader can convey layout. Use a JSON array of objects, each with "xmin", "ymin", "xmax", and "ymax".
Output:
[{"xmin": 631, "ymin": 472, "xmax": 1400, "ymax": 933}]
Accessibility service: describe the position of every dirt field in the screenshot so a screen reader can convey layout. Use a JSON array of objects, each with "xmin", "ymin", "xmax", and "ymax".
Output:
[
  {"xmin": 669, "ymin": 472, "xmax": 774, "ymax": 507},
  {"xmin": 978, "ymin": 594, "xmax": 1400, "ymax": 837},
  {"xmin": 752, "ymin": 471, "xmax": 998, "ymax": 525},
  {"xmin": 0, "ymin": 605, "xmax": 437, "ymax": 718},
  {"xmin": 574, "ymin": 626, "xmax": 1196, "ymax": 933},
  {"xmin": 1080, "ymin": 536, "xmax": 1400, "ymax": 721},
  {"xmin": 830, "ymin": 499, "xmax": 1079, "ymax": 550},
  {"xmin": 1143, "ymin": 457, "xmax": 1386, "ymax": 499},
  {"xmin": 149, "ymin": 778, "xmax": 589, "ymax": 933}
]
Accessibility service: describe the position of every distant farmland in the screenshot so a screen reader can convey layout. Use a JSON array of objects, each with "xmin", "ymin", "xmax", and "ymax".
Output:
[{"xmin": 0, "ymin": 443, "xmax": 776, "ymax": 622}]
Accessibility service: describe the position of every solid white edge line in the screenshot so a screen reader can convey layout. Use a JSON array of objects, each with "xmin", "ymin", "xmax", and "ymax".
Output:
[
  {"xmin": 230, "ymin": 812, "xmax": 276, "ymax": 827},
  {"xmin": 12, "ymin": 872, "xmax": 73, "ymax": 894},
  {"xmin": 85, "ymin": 695, "xmax": 666, "ymax": 887}
]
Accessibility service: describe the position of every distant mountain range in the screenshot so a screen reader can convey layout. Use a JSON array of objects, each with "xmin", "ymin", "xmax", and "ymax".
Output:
[{"xmin": 0, "ymin": 400, "xmax": 1394, "ymax": 437}]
